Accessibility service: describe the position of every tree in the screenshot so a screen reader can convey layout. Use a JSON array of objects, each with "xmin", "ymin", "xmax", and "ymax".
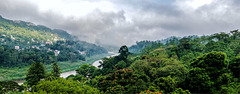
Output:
[
  {"xmin": 152, "ymin": 76, "xmax": 177, "ymax": 93},
  {"xmin": 190, "ymin": 51, "xmax": 228, "ymax": 79},
  {"xmin": 0, "ymin": 85, "xmax": 2, "ymax": 94},
  {"xmin": 187, "ymin": 51, "xmax": 229, "ymax": 93},
  {"xmin": 51, "ymin": 62, "xmax": 60, "ymax": 78},
  {"xmin": 116, "ymin": 60, "xmax": 126, "ymax": 69},
  {"xmin": 229, "ymin": 56, "xmax": 240, "ymax": 80},
  {"xmin": 0, "ymin": 81, "xmax": 23, "ymax": 93},
  {"xmin": 187, "ymin": 67, "xmax": 214, "ymax": 93},
  {"xmin": 25, "ymin": 62, "xmax": 46, "ymax": 88},
  {"xmin": 66, "ymin": 75, "xmax": 88, "ymax": 83},
  {"xmin": 211, "ymin": 32, "xmax": 230, "ymax": 42},
  {"xmin": 33, "ymin": 78, "xmax": 100, "ymax": 94},
  {"xmin": 230, "ymin": 30, "xmax": 240, "ymax": 40},
  {"xmin": 76, "ymin": 64, "xmax": 96, "ymax": 78},
  {"xmin": 98, "ymin": 57, "xmax": 116, "ymax": 75},
  {"xmin": 97, "ymin": 69, "xmax": 145, "ymax": 93},
  {"xmin": 119, "ymin": 45, "xmax": 130, "ymax": 59},
  {"xmin": 130, "ymin": 49, "xmax": 188, "ymax": 84}
]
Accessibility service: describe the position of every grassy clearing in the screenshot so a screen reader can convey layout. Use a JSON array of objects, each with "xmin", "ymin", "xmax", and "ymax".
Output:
[{"xmin": 0, "ymin": 53, "xmax": 112, "ymax": 81}]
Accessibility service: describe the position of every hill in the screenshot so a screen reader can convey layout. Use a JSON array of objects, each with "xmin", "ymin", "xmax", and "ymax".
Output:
[
  {"xmin": 0, "ymin": 15, "xmax": 107, "ymax": 57},
  {"xmin": 0, "ymin": 15, "xmax": 108, "ymax": 81}
]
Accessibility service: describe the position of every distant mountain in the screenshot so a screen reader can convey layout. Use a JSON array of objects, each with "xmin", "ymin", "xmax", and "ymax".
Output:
[{"xmin": 129, "ymin": 36, "xmax": 200, "ymax": 53}]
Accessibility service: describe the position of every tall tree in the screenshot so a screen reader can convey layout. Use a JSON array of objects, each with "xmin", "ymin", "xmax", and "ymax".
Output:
[
  {"xmin": 187, "ymin": 51, "xmax": 229, "ymax": 93},
  {"xmin": 25, "ymin": 62, "xmax": 46, "ymax": 88},
  {"xmin": 76, "ymin": 64, "xmax": 96, "ymax": 78},
  {"xmin": 33, "ymin": 78, "xmax": 100, "ymax": 94},
  {"xmin": 119, "ymin": 45, "xmax": 129, "ymax": 59},
  {"xmin": 51, "ymin": 62, "xmax": 60, "ymax": 78}
]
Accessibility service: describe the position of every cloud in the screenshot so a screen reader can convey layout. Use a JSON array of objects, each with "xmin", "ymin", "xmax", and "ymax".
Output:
[{"xmin": 0, "ymin": 0, "xmax": 239, "ymax": 47}]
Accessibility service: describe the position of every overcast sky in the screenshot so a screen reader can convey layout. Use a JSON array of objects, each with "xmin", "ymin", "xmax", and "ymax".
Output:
[{"xmin": 0, "ymin": 0, "xmax": 239, "ymax": 46}]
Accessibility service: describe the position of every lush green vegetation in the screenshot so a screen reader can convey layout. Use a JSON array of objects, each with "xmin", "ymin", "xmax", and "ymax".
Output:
[
  {"xmin": 0, "ymin": 16, "xmax": 108, "ymax": 81},
  {"xmin": 33, "ymin": 78, "xmax": 100, "ymax": 94},
  {"xmin": 65, "ymin": 30, "xmax": 239, "ymax": 93},
  {"xmin": 0, "ymin": 16, "xmax": 107, "ymax": 66},
  {"xmin": 0, "ymin": 53, "xmax": 111, "ymax": 81}
]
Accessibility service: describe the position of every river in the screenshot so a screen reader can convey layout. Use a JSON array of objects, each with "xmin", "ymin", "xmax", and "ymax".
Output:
[
  {"xmin": 17, "ymin": 52, "xmax": 119, "ymax": 85},
  {"xmin": 60, "ymin": 52, "xmax": 119, "ymax": 78}
]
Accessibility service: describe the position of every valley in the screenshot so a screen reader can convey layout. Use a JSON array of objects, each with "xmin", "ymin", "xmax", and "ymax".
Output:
[{"xmin": 0, "ymin": 0, "xmax": 240, "ymax": 93}]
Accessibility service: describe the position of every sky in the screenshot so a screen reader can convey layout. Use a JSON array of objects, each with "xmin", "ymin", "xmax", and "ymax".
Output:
[{"xmin": 0, "ymin": 0, "xmax": 239, "ymax": 47}]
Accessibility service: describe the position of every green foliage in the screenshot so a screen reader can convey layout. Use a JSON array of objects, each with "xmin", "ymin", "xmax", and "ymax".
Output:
[
  {"xmin": 187, "ymin": 51, "xmax": 229, "ymax": 93},
  {"xmin": 119, "ymin": 45, "xmax": 130, "ymax": 60},
  {"xmin": 106, "ymin": 85, "xmax": 126, "ymax": 94},
  {"xmin": 98, "ymin": 46, "xmax": 133, "ymax": 76},
  {"xmin": 130, "ymin": 48, "xmax": 188, "ymax": 84},
  {"xmin": 2, "ymin": 17, "xmax": 240, "ymax": 94},
  {"xmin": 66, "ymin": 75, "xmax": 88, "ymax": 83},
  {"xmin": 45, "ymin": 62, "xmax": 61, "ymax": 81},
  {"xmin": 0, "ymin": 81, "xmax": 23, "ymax": 93},
  {"xmin": 229, "ymin": 56, "xmax": 240, "ymax": 80},
  {"xmin": 129, "ymin": 40, "xmax": 163, "ymax": 53},
  {"xmin": 116, "ymin": 60, "xmax": 126, "ymax": 69},
  {"xmin": 97, "ymin": 69, "xmax": 147, "ymax": 93},
  {"xmin": 76, "ymin": 64, "xmax": 96, "ymax": 78},
  {"xmin": 191, "ymin": 51, "xmax": 228, "ymax": 79},
  {"xmin": 0, "ymin": 16, "xmax": 63, "ymax": 48},
  {"xmin": 171, "ymin": 88, "xmax": 191, "ymax": 94},
  {"xmin": 51, "ymin": 62, "xmax": 60, "ymax": 78},
  {"xmin": 187, "ymin": 67, "xmax": 214, "ymax": 93},
  {"xmin": 218, "ymin": 82, "xmax": 240, "ymax": 94},
  {"xmin": 0, "ymin": 53, "xmax": 110, "ymax": 81},
  {"xmin": 25, "ymin": 62, "xmax": 46, "ymax": 87},
  {"xmin": 33, "ymin": 78, "xmax": 100, "ymax": 94},
  {"xmin": 152, "ymin": 76, "xmax": 177, "ymax": 93},
  {"xmin": 0, "ymin": 16, "xmax": 108, "ymax": 68},
  {"xmin": 0, "ymin": 85, "xmax": 2, "ymax": 94}
]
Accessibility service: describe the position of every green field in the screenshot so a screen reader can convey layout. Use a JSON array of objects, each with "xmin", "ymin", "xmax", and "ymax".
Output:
[{"xmin": 0, "ymin": 53, "xmax": 112, "ymax": 81}]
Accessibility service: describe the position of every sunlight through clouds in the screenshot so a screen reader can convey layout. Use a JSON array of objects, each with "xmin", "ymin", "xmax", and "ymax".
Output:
[{"xmin": 186, "ymin": 0, "xmax": 214, "ymax": 9}]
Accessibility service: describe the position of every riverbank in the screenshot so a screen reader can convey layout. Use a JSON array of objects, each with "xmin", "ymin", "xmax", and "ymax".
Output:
[
  {"xmin": 0, "ymin": 53, "xmax": 113, "ymax": 82},
  {"xmin": 60, "ymin": 52, "xmax": 119, "ymax": 78}
]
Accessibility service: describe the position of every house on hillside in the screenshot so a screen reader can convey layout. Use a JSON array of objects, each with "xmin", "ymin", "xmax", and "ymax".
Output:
[
  {"xmin": 79, "ymin": 50, "xmax": 86, "ymax": 55},
  {"xmin": 15, "ymin": 46, "xmax": 19, "ymax": 50},
  {"xmin": 45, "ymin": 42, "xmax": 53, "ymax": 45},
  {"xmin": 54, "ymin": 50, "xmax": 60, "ymax": 56}
]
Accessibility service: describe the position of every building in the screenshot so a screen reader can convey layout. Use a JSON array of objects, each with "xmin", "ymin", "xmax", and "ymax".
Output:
[{"xmin": 15, "ymin": 46, "xmax": 19, "ymax": 50}]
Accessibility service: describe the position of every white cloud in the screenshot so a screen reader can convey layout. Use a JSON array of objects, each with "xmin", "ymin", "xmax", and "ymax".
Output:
[
  {"xmin": 175, "ymin": 0, "xmax": 214, "ymax": 11},
  {"xmin": 26, "ymin": 0, "xmax": 119, "ymax": 18},
  {"xmin": 187, "ymin": 0, "xmax": 214, "ymax": 9}
]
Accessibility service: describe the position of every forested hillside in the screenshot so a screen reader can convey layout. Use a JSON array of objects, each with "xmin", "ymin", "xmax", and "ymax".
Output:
[
  {"xmin": 0, "ymin": 16, "xmax": 107, "ymax": 56},
  {"xmin": 2, "ymin": 30, "xmax": 239, "ymax": 94},
  {"xmin": 0, "ymin": 16, "xmax": 107, "ymax": 81},
  {"xmin": 0, "ymin": 16, "xmax": 107, "ymax": 64}
]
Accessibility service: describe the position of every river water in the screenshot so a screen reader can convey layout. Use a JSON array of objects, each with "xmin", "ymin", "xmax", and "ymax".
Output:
[{"xmin": 17, "ymin": 52, "xmax": 119, "ymax": 85}]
